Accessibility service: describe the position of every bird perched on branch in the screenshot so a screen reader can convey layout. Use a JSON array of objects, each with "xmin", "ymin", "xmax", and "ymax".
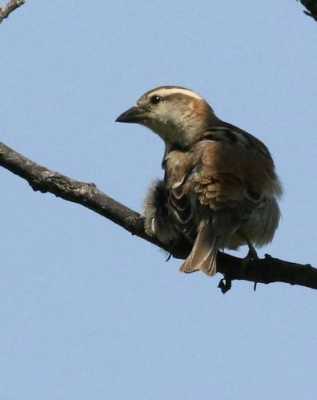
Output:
[{"xmin": 116, "ymin": 86, "xmax": 282, "ymax": 277}]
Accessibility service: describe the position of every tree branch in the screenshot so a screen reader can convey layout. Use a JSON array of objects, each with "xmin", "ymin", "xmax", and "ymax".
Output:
[
  {"xmin": 0, "ymin": 0, "xmax": 25, "ymax": 23},
  {"xmin": 1, "ymin": 142, "xmax": 316, "ymax": 291},
  {"xmin": 298, "ymin": 0, "xmax": 317, "ymax": 21},
  {"xmin": 0, "ymin": 0, "xmax": 315, "ymax": 294}
]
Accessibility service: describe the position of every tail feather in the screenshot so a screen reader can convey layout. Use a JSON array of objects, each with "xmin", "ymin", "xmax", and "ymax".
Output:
[{"xmin": 180, "ymin": 220, "xmax": 219, "ymax": 276}]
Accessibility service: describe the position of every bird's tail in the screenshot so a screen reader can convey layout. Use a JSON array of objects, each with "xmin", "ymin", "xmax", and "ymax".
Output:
[{"xmin": 180, "ymin": 220, "xmax": 219, "ymax": 276}]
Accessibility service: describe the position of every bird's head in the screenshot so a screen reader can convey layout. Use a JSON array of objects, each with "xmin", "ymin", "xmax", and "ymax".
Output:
[{"xmin": 116, "ymin": 86, "xmax": 215, "ymax": 148}]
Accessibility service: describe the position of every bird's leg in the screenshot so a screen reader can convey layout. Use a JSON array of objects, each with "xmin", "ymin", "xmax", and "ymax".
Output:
[
  {"xmin": 247, "ymin": 242, "xmax": 258, "ymax": 291},
  {"xmin": 245, "ymin": 240, "xmax": 258, "ymax": 262},
  {"xmin": 241, "ymin": 235, "xmax": 259, "ymax": 291}
]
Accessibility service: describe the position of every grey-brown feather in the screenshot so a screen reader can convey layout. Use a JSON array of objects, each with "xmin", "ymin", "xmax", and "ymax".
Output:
[{"xmin": 143, "ymin": 180, "xmax": 185, "ymax": 245}]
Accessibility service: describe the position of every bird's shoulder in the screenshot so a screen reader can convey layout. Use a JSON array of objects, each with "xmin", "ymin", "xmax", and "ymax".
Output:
[{"xmin": 200, "ymin": 120, "xmax": 273, "ymax": 161}]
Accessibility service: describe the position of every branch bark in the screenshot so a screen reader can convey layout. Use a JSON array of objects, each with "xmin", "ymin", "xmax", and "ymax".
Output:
[
  {"xmin": 0, "ymin": 0, "xmax": 25, "ymax": 23},
  {"xmin": 1, "ymin": 141, "xmax": 316, "ymax": 291},
  {"xmin": 298, "ymin": 0, "xmax": 317, "ymax": 21}
]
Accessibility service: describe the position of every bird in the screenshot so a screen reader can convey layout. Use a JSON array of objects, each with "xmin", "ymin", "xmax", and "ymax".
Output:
[{"xmin": 116, "ymin": 85, "xmax": 282, "ymax": 277}]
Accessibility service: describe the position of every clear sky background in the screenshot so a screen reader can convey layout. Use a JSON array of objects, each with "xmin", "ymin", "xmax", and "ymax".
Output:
[{"xmin": 1, "ymin": 1, "xmax": 317, "ymax": 399}]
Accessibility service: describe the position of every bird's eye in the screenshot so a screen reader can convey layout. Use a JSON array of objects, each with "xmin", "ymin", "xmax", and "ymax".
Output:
[{"xmin": 150, "ymin": 95, "xmax": 162, "ymax": 105}]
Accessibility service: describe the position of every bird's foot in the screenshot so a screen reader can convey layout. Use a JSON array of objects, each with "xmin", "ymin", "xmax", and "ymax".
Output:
[
  {"xmin": 245, "ymin": 244, "xmax": 259, "ymax": 263},
  {"xmin": 243, "ymin": 243, "xmax": 259, "ymax": 291}
]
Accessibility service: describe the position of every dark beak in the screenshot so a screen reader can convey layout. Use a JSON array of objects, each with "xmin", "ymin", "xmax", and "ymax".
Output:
[{"xmin": 115, "ymin": 106, "xmax": 146, "ymax": 123}]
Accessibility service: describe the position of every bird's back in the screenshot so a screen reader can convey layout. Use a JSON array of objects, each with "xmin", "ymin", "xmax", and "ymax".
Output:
[{"xmin": 164, "ymin": 126, "xmax": 281, "ymax": 248}]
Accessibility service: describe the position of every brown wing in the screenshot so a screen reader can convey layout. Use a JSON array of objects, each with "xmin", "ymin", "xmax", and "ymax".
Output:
[{"xmin": 190, "ymin": 132, "xmax": 280, "ymax": 212}]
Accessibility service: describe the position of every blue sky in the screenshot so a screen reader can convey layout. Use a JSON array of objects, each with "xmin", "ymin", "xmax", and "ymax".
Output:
[{"xmin": 1, "ymin": 1, "xmax": 317, "ymax": 399}]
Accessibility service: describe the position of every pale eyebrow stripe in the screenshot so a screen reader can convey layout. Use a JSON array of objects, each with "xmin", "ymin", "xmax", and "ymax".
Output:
[{"xmin": 149, "ymin": 87, "xmax": 203, "ymax": 100}]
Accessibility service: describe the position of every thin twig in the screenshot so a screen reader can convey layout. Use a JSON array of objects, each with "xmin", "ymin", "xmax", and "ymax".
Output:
[
  {"xmin": 0, "ymin": 0, "xmax": 25, "ymax": 24},
  {"xmin": 1, "ymin": 141, "xmax": 317, "ymax": 291},
  {"xmin": 298, "ymin": 0, "xmax": 317, "ymax": 21}
]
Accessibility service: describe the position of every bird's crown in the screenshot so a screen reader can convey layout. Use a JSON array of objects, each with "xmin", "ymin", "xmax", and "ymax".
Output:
[{"xmin": 138, "ymin": 85, "xmax": 203, "ymax": 104}]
